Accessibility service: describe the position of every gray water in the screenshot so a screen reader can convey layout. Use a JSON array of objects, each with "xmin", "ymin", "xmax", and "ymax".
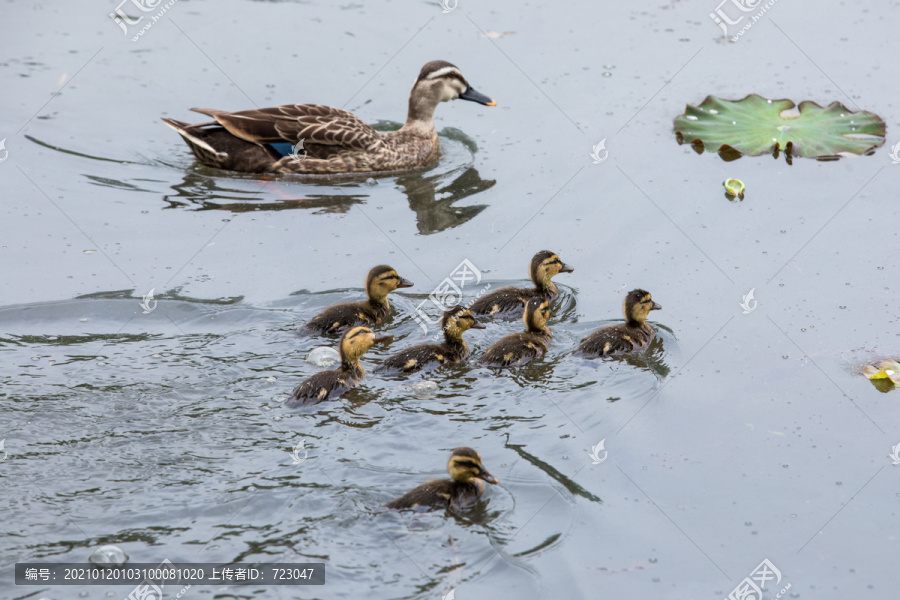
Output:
[{"xmin": 2, "ymin": 0, "xmax": 899, "ymax": 599}]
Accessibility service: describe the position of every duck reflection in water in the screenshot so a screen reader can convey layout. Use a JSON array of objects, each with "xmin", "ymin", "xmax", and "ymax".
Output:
[{"xmin": 160, "ymin": 164, "xmax": 493, "ymax": 235}]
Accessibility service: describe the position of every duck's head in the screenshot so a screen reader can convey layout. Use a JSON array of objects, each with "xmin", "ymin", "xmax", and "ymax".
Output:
[
  {"xmin": 523, "ymin": 296, "xmax": 551, "ymax": 333},
  {"xmin": 440, "ymin": 305, "xmax": 485, "ymax": 340},
  {"xmin": 366, "ymin": 265, "xmax": 414, "ymax": 303},
  {"xmin": 338, "ymin": 326, "xmax": 393, "ymax": 365},
  {"xmin": 407, "ymin": 60, "xmax": 495, "ymax": 123},
  {"xmin": 623, "ymin": 289, "xmax": 662, "ymax": 325},
  {"xmin": 447, "ymin": 447, "xmax": 498, "ymax": 485},
  {"xmin": 530, "ymin": 250, "xmax": 574, "ymax": 290}
]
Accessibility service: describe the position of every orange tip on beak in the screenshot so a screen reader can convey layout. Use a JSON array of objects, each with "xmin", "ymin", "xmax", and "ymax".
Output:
[{"xmin": 486, "ymin": 100, "xmax": 497, "ymax": 106}]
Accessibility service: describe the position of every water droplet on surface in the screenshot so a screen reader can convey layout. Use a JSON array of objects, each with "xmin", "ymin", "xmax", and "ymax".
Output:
[
  {"xmin": 83, "ymin": 249, "xmax": 96, "ymax": 254},
  {"xmin": 365, "ymin": 178, "xmax": 377, "ymax": 186},
  {"xmin": 265, "ymin": 376, "xmax": 277, "ymax": 383},
  {"xmin": 89, "ymin": 544, "xmax": 128, "ymax": 566},
  {"xmin": 307, "ymin": 346, "xmax": 340, "ymax": 367},
  {"xmin": 602, "ymin": 72, "xmax": 612, "ymax": 77},
  {"xmin": 412, "ymin": 380, "xmax": 439, "ymax": 394}
]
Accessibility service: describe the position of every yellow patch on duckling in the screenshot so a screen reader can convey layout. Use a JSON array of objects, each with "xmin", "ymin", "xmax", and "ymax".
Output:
[
  {"xmin": 317, "ymin": 388, "xmax": 328, "ymax": 400},
  {"xmin": 404, "ymin": 359, "xmax": 417, "ymax": 370},
  {"xmin": 603, "ymin": 342, "xmax": 612, "ymax": 353}
]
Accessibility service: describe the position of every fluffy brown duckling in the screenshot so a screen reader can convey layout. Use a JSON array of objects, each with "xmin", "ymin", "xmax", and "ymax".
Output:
[
  {"xmin": 479, "ymin": 297, "xmax": 552, "ymax": 368},
  {"xmin": 374, "ymin": 306, "xmax": 484, "ymax": 374},
  {"xmin": 384, "ymin": 447, "xmax": 499, "ymax": 512},
  {"xmin": 469, "ymin": 250, "xmax": 573, "ymax": 316},
  {"xmin": 302, "ymin": 265, "xmax": 413, "ymax": 336},
  {"xmin": 577, "ymin": 289, "xmax": 662, "ymax": 357},
  {"xmin": 286, "ymin": 326, "xmax": 392, "ymax": 407}
]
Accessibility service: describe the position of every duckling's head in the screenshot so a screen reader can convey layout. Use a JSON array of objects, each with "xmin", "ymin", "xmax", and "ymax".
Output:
[
  {"xmin": 338, "ymin": 326, "xmax": 392, "ymax": 365},
  {"xmin": 623, "ymin": 289, "xmax": 662, "ymax": 325},
  {"xmin": 523, "ymin": 297, "xmax": 551, "ymax": 333},
  {"xmin": 447, "ymin": 447, "xmax": 499, "ymax": 484},
  {"xmin": 530, "ymin": 250, "xmax": 574, "ymax": 290},
  {"xmin": 440, "ymin": 305, "xmax": 485, "ymax": 340},
  {"xmin": 366, "ymin": 265, "xmax": 414, "ymax": 303},
  {"xmin": 407, "ymin": 61, "xmax": 496, "ymax": 123}
]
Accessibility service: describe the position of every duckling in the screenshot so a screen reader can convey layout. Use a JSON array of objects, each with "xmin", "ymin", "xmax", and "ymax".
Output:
[
  {"xmin": 577, "ymin": 289, "xmax": 662, "ymax": 357},
  {"xmin": 479, "ymin": 297, "xmax": 552, "ymax": 368},
  {"xmin": 469, "ymin": 250, "xmax": 573, "ymax": 316},
  {"xmin": 302, "ymin": 265, "xmax": 413, "ymax": 336},
  {"xmin": 384, "ymin": 447, "xmax": 499, "ymax": 512},
  {"xmin": 375, "ymin": 306, "xmax": 485, "ymax": 374},
  {"xmin": 286, "ymin": 326, "xmax": 391, "ymax": 407}
]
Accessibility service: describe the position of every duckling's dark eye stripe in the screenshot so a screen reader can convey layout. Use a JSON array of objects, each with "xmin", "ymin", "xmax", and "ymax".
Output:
[
  {"xmin": 380, "ymin": 274, "xmax": 399, "ymax": 281},
  {"xmin": 348, "ymin": 329, "xmax": 369, "ymax": 339}
]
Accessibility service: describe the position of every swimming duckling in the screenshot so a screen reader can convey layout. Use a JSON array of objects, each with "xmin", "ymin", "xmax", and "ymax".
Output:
[
  {"xmin": 375, "ymin": 306, "xmax": 485, "ymax": 374},
  {"xmin": 577, "ymin": 289, "xmax": 662, "ymax": 357},
  {"xmin": 384, "ymin": 447, "xmax": 499, "ymax": 511},
  {"xmin": 303, "ymin": 265, "xmax": 413, "ymax": 336},
  {"xmin": 479, "ymin": 297, "xmax": 552, "ymax": 368},
  {"xmin": 286, "ymin": 326, "xmax": 391, "ymax": 407},
  {"xmin": 469, "ymin": 250, "xmax": 573, "ymax": 316}
]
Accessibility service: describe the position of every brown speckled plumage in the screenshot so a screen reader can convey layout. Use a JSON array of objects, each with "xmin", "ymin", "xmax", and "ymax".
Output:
[
  {"xmin": 577, "ymin": 289, "xmax": 662, "ymax": 357},
  {"xmin": 302, "ymin": 265, "xmax": 413, "ymax": 336},
  {"xmin": 479, "ymin": 297, "xmax": 552, "ymax": 368},
  {"xmin": 385, "ymin": 447, "xmax": 498, "ymax": 512},
  {"xmin": 286, "ymin": 326, "xmax": 391, "ymax": 407},
  {"xmin": 375, "ymin": 306, "xmax": 484, "ymax": 374},
  {"xmin": 162, "ymin": 60, "xmax": 495, "ymax": 175},
  {"xmin": 469, "ymin": 250, "xmax": 573, "ymax": 316}
]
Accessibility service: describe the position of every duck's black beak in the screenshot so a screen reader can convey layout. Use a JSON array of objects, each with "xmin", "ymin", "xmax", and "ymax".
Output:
[
  {"xmin": 559, "ymin": 261, "xmax": 574, "ymax": 273},
  {"xmin": 651, "ymin": 301, "xmax": 662, "ymax": 311},
  {"xmin": 397, "ymin": 277, "xmax": 414, "ymax": 289},
  {"xmin": 459, "ymin": 85, "xmax": 497, "ymax": 106},
  {"xmin": 470, "ymin": 317, "xmax": 487, "ymax": 330},
  {"xmin": 480, "ymin": 468, "xmax": 499, "ymax": 485},
  {"xmin": 373, "ymin": 335, "xmax": 394, "ymax": 344}
]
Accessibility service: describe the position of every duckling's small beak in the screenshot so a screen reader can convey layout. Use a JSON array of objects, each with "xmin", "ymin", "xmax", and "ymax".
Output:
[
  {"xmin": 559, "ymin": 262, "xmax": 574, "ymax": 273},
  {"xmin": 459, "ymin": 85, "xmax": 497, "ymax": 106},
  {"xmin": 373, "ymin": 335, "xmax": 394, "ymax": 344},
  {"xmin": 397, "ymin": 277, "xmax": 414, "ymax": 289},
  {"xmin": 470, "ymin": 317, "xmax": 486, "ymax": 330},
  {"xmin": 651, "ymin": 301, "xmax": 662, "ymax": 311},
  {"xmin": 480, "ymin": 469, "xmax": 499, "ymax": 485}
]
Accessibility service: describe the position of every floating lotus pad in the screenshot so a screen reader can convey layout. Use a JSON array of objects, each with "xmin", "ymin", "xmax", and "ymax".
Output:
[{"xmin": 674, "ymin": 94, "xmax": 885, "ymax": 162}]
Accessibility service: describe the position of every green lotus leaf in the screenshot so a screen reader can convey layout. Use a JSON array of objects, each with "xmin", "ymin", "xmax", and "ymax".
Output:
[{"xmin": 674, "ymin": 94, "xmax": 886, "ymax": 163}]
